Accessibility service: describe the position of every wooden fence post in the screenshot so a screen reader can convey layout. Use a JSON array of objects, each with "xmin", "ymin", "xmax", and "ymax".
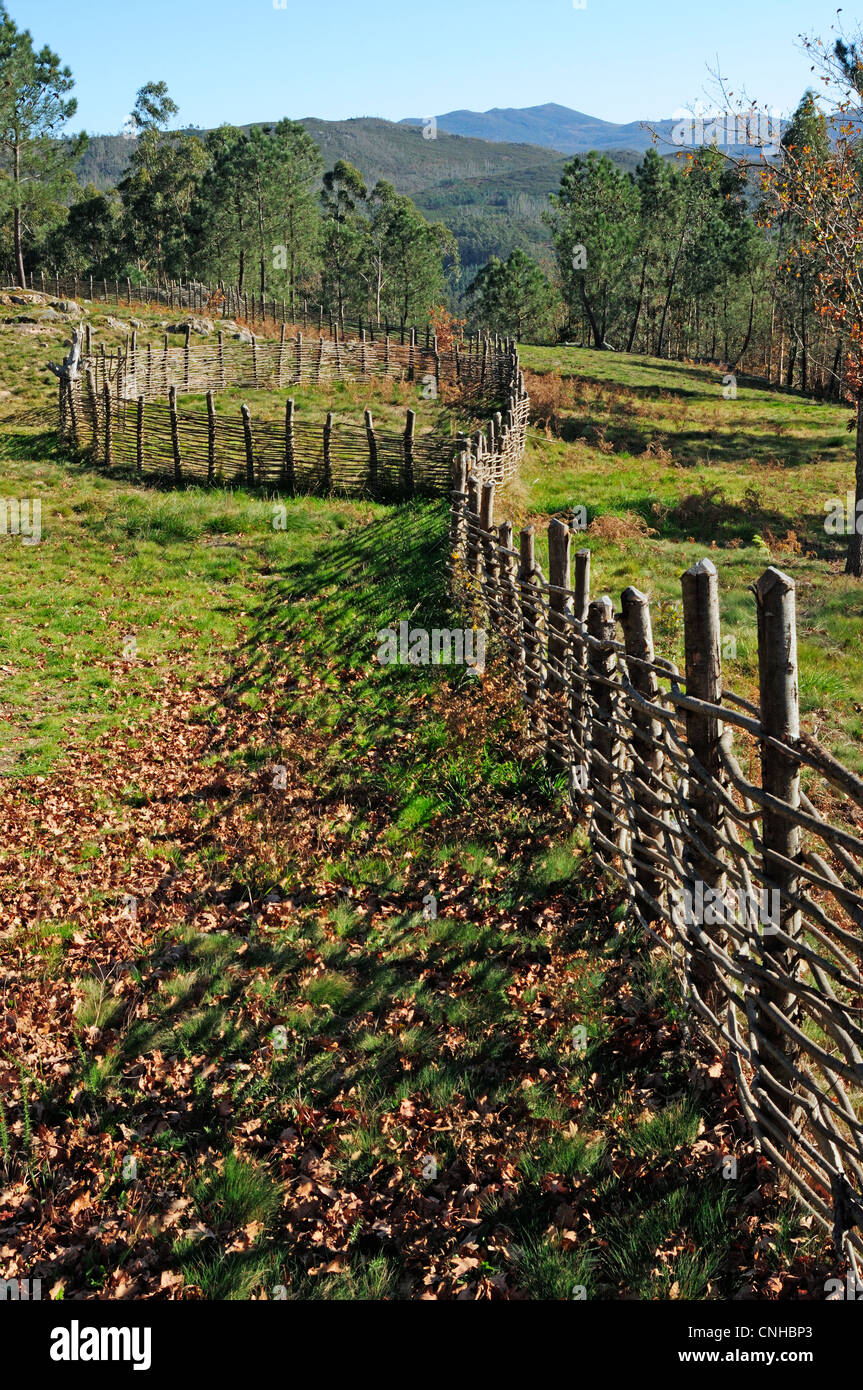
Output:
[
  {"xmin": 621, "ymin": 587, "xmax": 666, "ymax": 920},
  {"xmin": 547, "ymin": 518, "xmax": 572, "ymax": 767},
  {"xmin": 57, "ymin": 376, "xmax": 67, "ymax": 444},
  {"xmin": 169, "ymin": 386, "xmax": 182, "ymax": 483},
  {"xmin": 251, "ymin": 333, "xmax": 259, "ymax": 388},
  {"xmin": 184, "ymin": 324, "xmax": 191, "ymax": 389},
  {"xmin": 479, "ymin": 481, "xmax": 497, "ymax": 612},
  {"xmin": 586, "ymin": 596, "xmax": 620, "ymax": 848},
  {"xmin": 519, "ymin": 527, "xmax": 545, "ymax": 739},
  {"xmin": 65, "ymin": 379, "xmax": 79, "ymax": 450},
  {"xmin": 102, "ymin": 381, "xmax": 113, "ymax": 468},
  {"xmin": 569, "ymin": 547, "xmax": 591, "ymax": 797},
  {"xmin": 493, "ymin": 410, "xmax": 503, "ymax": 453},
  {"xmin": 207, "ymin": 390, "xmax": 216, "ymax": 484},
  {"xmin": 284, "ymin": 397, "xmax": 296, "ymax": 493},
  {"xmin": 497, "ymin": 519, "xmax": 521, "ymax": 672},
  {"xmin": 755, "ymin": 566, "xmax": 803, "ymax": 1111},
  {"xmin": 85, "ymin": 368, "xmax": 98, "ymax": 450},
  {"xmin": 365, "ymin": 409, "xmax": 378, "ymax": 492},
  {"xmin": 681, "ymin": 558, "xmax": 726, "ymax": 1004},
  {"xmin": 322, "ymin": 412, "xmax": 334, "ymax": 492},
  {"xmin": 241, "ymin": 403, "xmax": 255, "ymax": 486},
  {"xmin": 296, "ymin": 331, "xmax": 303, "ymax": 383},
  {"xmin": 136, "ymin": 394, "xmax": 145, "ymax": 474},
  {"xmin": 449, "ymin": 453, "xmax": 468, "ymax": 576},
  {"xmin": 403, "ymin": 409, "xmax": 415, "ymax": 498},
  {"xmin": 465, "ymin": 475, "xmax": 481, "ymax": 590},
  {"xmin": 218, "ymin": 330, "xmax": 226, "ymax": 390},
  {"xmin": 316, "ymin": 336, "xmax": 324, "ymax": 383}
]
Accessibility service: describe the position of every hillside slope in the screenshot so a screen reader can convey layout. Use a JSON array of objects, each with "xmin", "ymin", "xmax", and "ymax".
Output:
[{"xmin": 72, "ymin": 116, "xmax": 643, "ymax": 276}]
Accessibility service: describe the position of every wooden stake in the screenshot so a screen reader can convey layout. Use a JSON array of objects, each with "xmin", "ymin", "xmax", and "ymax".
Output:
[
  {"xmin": 241, "ymin": 403, "xmax": 255, "ymax": 486},
  {"xmin": 323, "ymin": 412, "xmax": 333, "ymax": 492},
  {"xmin": 365, "ymin": 409, "xmax": 378, "ymax": 492},
  {"xmin": 450, "ymin": 452, "xmax": 468, "ymax": 570},
  {"xmin": 621, "ymin": 586, "xmax": 665, "ymax": 918},
  {"xmin": 284, "ymin": 397, "xmax": 296, "ymax": 493},
  {"xmin": 403, "ymin": 409, "xmax": 415, "ymax": 498},
  {"xmin": 207, "ymin": 390, "xmax": 216, "ymax": 484},
  {"xmin": 587, "ymin": 595, "xmax": 620, "ymax": 844},
  {"xmin": 547, "ymin": 518, "xmax": 572, "ymax": 769},
  {"xmin": 169, "ymin": 385, "xmax": 182, "ymax": 482},
  {"xmin": 136, "ymin": 394, "xmax": 145, "ymax": 473},
  {"xmin": 102, "ymin": 380, "xmax": 113, "ymax": 467},
  {"xmin": 519, "ymin": 527, "xmax": 545, "ymax": 737},
  {"xmin": 755, "ymin": 565, "xmax": 802, "ymax": 1107},
  {"xmin": 681, "ymin": 557, "xmax": 726, "ymax": 1000}
]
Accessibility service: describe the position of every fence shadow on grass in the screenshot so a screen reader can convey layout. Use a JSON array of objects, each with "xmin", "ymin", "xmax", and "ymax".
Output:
[{"xmin": 228, "ymin": 500, "xmax": 455, "ymax": 697}]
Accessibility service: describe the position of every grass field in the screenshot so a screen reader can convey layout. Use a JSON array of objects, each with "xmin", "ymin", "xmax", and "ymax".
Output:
[
  {"xmin": 0, "ymin": 300, "xmax": 849, "ymax": 1299},
  {"xmin": 516, "ymin": 345, "xmax": 863, "ymax": 771}
]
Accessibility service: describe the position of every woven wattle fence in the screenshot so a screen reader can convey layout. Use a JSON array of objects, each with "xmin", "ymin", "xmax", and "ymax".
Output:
[
  {"xmin": 24, "ymin": 268, "xmax": 478, "ymax": 350},
  {"xmin": 451, "ymin": 458, "xmax": 863, "ymax": 1274},
  {"xmin": 58, "ymin": 330, "xmax": 529, "ymax": 499}
]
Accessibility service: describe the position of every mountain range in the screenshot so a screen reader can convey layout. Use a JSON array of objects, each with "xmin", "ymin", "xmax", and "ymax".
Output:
[{"xmin": 398, "ymin": 102, "xmax": 676, "ymax": 154}]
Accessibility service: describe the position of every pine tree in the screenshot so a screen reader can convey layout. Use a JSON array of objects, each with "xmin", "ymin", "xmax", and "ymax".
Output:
[
  {"xmin": 466, "ymin": 249, "xmax": 555, "ymax": 339},
  {"xmin": 0, "ymin": 3, "xmax": 83, "ymax": 287}
]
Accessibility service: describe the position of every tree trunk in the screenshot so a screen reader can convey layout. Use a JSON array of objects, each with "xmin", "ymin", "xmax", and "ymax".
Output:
[
  {"xmin": 622, "ymin": 258, "xmax": 642, "ymax": 353},
  {"xmin": 831, "ymin": 338, "xmax": 842, "ymax": 400},
  {"xmin": 257, "ymin": 185, "xmax": 267, "ymax": 297},
  {"xmin": 656, "ymin": 231, "xmax": 686, "ymax": 357},
  {"xmin": 845, "ymin": 396, "xmax": 863, "ymax": 577},
  {"xmin": 13, "ymin": 139, "xmax": 25, "ymax": 288},
  {"xmin": 730, "ymin": 292, "xmax": 755, "ymax": 372},
  {"xmin": 13, "ymin": 206, "xmax": 25, "ymax": 289},
  {"xmin": 579, "ymin": 280, "xmax": 603, "ymax": 349},
  {"xmin": 800, "ymin": 280, "xmax": 808, "ymax": 394}
]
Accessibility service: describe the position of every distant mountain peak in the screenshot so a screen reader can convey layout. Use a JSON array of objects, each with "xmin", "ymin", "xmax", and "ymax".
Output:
[{"xmin": 400, "ymin": 103, "xmax": 675, "ymax": 154}]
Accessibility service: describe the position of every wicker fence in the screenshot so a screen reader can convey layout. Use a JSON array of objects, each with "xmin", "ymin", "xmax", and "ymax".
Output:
[
  {"xmin": 59, "ymin": 332, "xmax": 529, "ymax": 498},
  {"xmin": 451, "ymin": 458, "xmax": 863, "ymax": 1273},
  {"xmin": 20, "ymin": 268, "xmax": 476, "ymax": 352}
]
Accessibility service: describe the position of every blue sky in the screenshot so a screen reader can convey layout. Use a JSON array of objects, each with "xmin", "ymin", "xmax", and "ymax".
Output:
[{"xmin": 7, "ymin": 0, "xmax": 850, "ymax": 134}]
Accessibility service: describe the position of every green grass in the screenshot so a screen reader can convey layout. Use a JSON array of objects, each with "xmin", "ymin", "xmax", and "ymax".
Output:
[{"xmin": 515, "ymin": 344, "xmax": 863, "ymax": 769}]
